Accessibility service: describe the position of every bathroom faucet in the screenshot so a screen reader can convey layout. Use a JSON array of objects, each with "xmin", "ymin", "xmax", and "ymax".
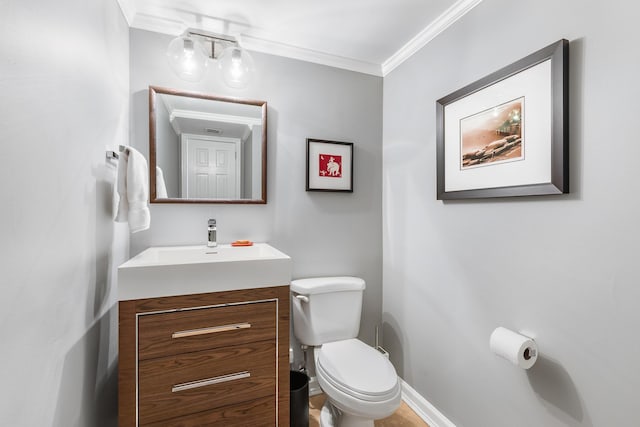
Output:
[{"xmin": 207, "ymin": 219, "xmax": 217, "ymax": 247}]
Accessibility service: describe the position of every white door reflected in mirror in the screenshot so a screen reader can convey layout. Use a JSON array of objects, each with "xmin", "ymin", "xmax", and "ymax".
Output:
[{"xmin": 182, "ymin": 135, "xmax": 240, "ymax": 199}]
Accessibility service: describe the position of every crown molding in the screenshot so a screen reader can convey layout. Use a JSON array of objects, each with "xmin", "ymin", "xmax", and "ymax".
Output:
[
  {"xmin": 381, "ymin": 0, "xmax": 484, "ymax": 76},
  {"xmin": 240, "ymin": 35, "xmax": 383, "ymax": 76},
  {"xmin": 115, "ymin": 0, "xmax": 135, "ymax": 26},
  {"xmin": 130, "ymin": 12, "xmax": 186, "ymax": 36},
  {"xmin": 170, "ymin": 109, "xmax": 262, "ymax": 127}
]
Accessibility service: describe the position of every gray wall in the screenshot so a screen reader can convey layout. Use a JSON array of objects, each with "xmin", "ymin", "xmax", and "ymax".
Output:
[
  {"xmin": 155, "ymin": 97, "xmax": 180, "ymax": 197},
  {"xmin": 0, "ymin": 1, "xmax": 129, "ymax": 426},
  {"xmin": 251, "ymin": 125, "xmax": 262, "ymax": 199},
  {"xmin": 382, "ymin": 1, "xmax": 640, "ymax": 426},
  {"xmin": 129, "ymin": 29, "xmax": 384, "ymax": 348}
]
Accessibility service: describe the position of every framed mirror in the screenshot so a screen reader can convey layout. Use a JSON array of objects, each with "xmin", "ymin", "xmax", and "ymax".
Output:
[{"xmin": 149, "ymin": 86, "xmax": 267, "ymax": 204}]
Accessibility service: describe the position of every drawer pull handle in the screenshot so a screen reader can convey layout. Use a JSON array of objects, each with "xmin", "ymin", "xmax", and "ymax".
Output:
[
  {"xmin": 171, "ymin": 322, "xmax": 251, "ymax": 339},
  {"xmin": 172, "ymin": 371, "xmax": 251, "ymax": 393}
]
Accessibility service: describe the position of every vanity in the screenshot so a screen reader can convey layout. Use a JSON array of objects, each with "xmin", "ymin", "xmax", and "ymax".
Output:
[{"xmin": 118, "ymin": 243, "xmax": 291, "ymax": 426}]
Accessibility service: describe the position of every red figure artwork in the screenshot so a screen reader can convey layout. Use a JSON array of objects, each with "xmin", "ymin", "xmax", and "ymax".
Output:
[{"xmin": 319, "ymin": 154, "xmax": 342, "ymax": 178}]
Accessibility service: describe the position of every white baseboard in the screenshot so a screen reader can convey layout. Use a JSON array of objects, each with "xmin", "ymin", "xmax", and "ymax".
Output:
[{"xmin": 400, "ymin": 379, "xmax": 456, "ymax": 427}]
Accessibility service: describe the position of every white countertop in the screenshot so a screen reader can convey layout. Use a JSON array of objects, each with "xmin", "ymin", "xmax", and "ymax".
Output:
[{"xmin": 118, "ymin": 243, "xmax": 292, "ymax": 301}]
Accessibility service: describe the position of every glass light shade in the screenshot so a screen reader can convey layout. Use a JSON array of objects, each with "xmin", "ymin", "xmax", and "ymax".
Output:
[
  {"xmin": 166, "ymin": 35, "xmax": 208, "ymax": 82},
  {"xmin": 218, "ymin": 46, "xmax": 255, "ymax": 89}
]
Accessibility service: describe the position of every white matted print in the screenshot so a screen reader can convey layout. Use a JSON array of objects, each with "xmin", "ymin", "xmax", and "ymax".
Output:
[
  {"xmin": 444, "ymin": 60, "xmax": 551, "ymax": 192},
  {"xmin": 306, "ymin": 139, "xmax": 353, "ymax": 192},
  {"xmin": 436, "ymin": 39, "xmax": 569, "ymax": 199}
]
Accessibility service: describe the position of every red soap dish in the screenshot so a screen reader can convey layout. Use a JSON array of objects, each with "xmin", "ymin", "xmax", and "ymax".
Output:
[{"xmin": 231, "ymin": 240, "xmax": 254, "ymax": 247}]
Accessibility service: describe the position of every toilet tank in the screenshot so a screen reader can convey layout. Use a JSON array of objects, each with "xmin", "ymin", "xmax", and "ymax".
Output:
[{"xmin": 290, "ymin": 276, "xmax": 365, "ymax": 346}]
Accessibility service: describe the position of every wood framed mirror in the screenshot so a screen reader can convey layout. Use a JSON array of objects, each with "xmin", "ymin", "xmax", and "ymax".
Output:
[{"xmin": 149, "ymin": 86, "xmax": 267, "ymax": 204}]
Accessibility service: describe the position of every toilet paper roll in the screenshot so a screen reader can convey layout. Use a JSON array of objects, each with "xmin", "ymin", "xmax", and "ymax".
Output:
[{"xmin": 489, "ymin": 327, "xmax": 538, "ymax": 369}]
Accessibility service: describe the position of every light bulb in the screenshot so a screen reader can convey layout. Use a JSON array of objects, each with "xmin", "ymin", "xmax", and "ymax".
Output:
[
  {"xmin": 218, "ymin": 46, "xmax": 255, "ymax": 89},
  {"xmin": 166, "ymin": 35, "xmax": 208, "ymax": 82}
]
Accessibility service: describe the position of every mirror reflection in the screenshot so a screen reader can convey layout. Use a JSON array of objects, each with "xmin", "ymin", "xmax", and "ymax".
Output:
[{"xmin": 149, "ymin": 86, "xmax": 267, "ymax": 204}]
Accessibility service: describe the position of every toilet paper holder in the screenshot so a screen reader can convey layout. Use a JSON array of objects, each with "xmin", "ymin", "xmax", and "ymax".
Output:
[
  {"xmin": 490, "ymin": 327, "xmax": 538, "ymax": 369},
  {"xmin": 523, "ymin": 346, "xmax": 537, "ymax": 360}
]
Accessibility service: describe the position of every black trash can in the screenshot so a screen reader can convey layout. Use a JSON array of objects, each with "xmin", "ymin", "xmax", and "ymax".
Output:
[{"xmin": 290, "ymin": 370, "xmax": 309, "ymax": 427}]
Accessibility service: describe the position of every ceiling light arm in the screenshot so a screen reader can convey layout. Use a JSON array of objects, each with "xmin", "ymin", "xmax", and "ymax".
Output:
[
  {"xmin": 185, "ymin": 29, "xmax": 236, "ymax": 44},
  {"xmin": 183, "ymin": 28, "xmax": 239, "ymax": 59}
]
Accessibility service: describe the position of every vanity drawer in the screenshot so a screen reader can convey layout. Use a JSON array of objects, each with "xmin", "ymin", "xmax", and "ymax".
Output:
[
  {"xmin": 138, "ymin": 340, "xmax": 276, "ymax": 425},
  {"xmin": 145, "ymin": 396, "xmax": 276, "ymax": 427},
  {"xmin": 138, "ymin": 300, "xmax": 276, "ymax": 360}
]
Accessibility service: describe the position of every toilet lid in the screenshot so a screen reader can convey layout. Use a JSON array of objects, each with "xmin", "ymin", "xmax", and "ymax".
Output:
[{"xmin": 317, "ymin": 339, "xmax": 398, "ymax": 398}]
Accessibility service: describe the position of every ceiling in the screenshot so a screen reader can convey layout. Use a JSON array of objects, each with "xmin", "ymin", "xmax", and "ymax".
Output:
[{"xmin": 117, "ymin": 0, "xmax": 482, "ymax": 76}]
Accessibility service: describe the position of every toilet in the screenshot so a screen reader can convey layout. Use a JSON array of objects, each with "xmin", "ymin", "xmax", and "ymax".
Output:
[{"xmin": 291, "ymin": 277, "xmax": 401, "ymax": 427}]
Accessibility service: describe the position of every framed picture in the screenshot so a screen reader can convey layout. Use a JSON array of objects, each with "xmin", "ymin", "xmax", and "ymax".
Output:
[
  {"xmin": 436, "ymin": 39, "xmax": 569, "ymax": 200},
  {"xmin": 306, "ymin": 139, "xmax": 353, "ymax": 192}
]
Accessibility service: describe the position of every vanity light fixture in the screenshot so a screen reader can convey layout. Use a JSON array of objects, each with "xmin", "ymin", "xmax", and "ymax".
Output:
[
  {"xmin": 166, "ymin": 29, "xmax": 255, "ymax": 89},
  {"xmin": 166, "ymin": 33, "xmax": 208, "ymax": 82}
]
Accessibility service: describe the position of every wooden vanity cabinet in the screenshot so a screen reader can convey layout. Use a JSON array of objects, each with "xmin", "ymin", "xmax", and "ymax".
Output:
[{"xmin": 119, "ymin": 285, "xmax": 290, "ymax": 426}]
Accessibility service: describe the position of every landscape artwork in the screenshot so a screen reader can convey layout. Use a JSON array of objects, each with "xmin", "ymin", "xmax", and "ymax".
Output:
[{"xmin": 460, "ymin": 97, "xmax": 524, "ymax": 169}]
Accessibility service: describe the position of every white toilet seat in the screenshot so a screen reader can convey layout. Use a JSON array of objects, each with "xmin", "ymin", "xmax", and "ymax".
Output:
[
  {"xmin": 317, "ymin": 339, "xmax": 399, "ymax": 400},
  {"xmin": 315, "ymin": 339, "xmax": 402, "ymax": 421}
]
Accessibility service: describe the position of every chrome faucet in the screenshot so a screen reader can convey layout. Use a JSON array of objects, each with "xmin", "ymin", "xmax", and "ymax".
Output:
[{"xmin": 207, "ymin": 219, "xmax": 217, "ymax": 247}]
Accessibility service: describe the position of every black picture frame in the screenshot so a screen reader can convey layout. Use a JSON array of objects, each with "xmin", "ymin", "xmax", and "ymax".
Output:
[
  {"xmin": 436, "ymin": 39, "xmax": 569, "ymax": 200},
  {"xmin": 306, "ymin": 139, "xmax": 354, "ymax": 192}
]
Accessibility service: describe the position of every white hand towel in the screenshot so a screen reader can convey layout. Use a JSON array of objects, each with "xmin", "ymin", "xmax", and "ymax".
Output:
[
  {"xmin": 156, "ymin": 166, "xmax": 168, "ymax": 198},
  {"xmin": 114, "ymin": 149, "xmax": 129, "ymax": 222},
  {"xmin": 115, "ymin": 146, "xmax": 150, "ymax": 233}
]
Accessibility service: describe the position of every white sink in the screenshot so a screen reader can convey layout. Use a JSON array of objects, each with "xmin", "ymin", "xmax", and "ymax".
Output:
[{"xmin": 118, "ymin": 243, "xmax": 292, "ymax": 300}]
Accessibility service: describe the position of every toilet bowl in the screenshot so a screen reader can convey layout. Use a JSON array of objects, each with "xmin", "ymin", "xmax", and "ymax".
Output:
[
  {"xmin": 315, "ymin": 339, "xmax": 401, "ymax": 426},
  {"xmin": 291, "ymin": 277, "xmax": 402, "ymax": 427}
]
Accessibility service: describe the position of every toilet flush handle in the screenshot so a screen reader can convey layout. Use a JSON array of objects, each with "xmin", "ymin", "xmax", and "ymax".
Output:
[{"xmin": 295, "ymin": 294, "xmax": 309, "ymax": 303}]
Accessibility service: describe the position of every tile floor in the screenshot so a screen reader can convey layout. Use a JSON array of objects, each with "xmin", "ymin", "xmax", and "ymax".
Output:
[{"xmin": 308, "ymin": 394, "xmax": 430, "ymax": 427}]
